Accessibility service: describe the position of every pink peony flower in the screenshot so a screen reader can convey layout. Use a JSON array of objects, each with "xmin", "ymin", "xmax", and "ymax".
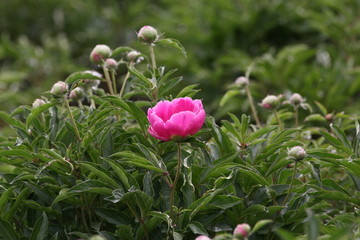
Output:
[
  {"xmin": 147, "ymin": 97, "xmax": 206, "ymax": 141},
  {"xmin": 195, "ymin": 236, "xmax": 211, "ymax": 240},
  {"xmin": 233, "ymin": 223, "xmax": 251, "ymax": 238}
]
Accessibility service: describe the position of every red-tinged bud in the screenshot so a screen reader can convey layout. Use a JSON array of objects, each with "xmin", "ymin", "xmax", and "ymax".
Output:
[
  {"xmin": 233, "ymin": 223, "xmax": 251, "ymax": 238},
  {"xmin": 105, "ymin": 58, "xmax": 118, "ymax": 70},
  {"xmin": 195, "ymin": 236, "xmax": 211, "ymax": 240},
  {"xmin": 137, "ymin": 25, "xmax": 159, "ymax": 44},
  {"xmin": 90, "ymin": 44, "xmax": 112, "ymax": 65},
  {"xmin": 260, "ymin": 95, "xmax": 280, "ymax": 110},
  {"xmin": 32, "ymin": 98, "xmax": 46, "ymax": 108},
  {"xmin": 127, "ymin": 50, "xmax": 141, "ymax": 62},
  {"xmin": 50, "ymin": 81, "xmax": 68, "ymax": 97},
  {"xmin": 235, "ymin": 76, "xmax": 249, "ymax": 87},
  {"xmin": 69, "ymin": 87, "xmax": 85, "ymax": 101},
  {"xmin": 290, "ymin": 93, "xmax": 304, "ymax": 105}
]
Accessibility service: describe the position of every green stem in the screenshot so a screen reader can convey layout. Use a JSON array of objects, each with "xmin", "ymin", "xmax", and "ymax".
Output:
[
  {"xmin": 294, "ymin": 105, "xmax": 299, "ymax": 128},
  {"xmin": 119, "ymin": 62, "xmax": 134, "ymax": 98},
  {"xmin": 111, "ymin": 70, "xmax": 117, "ymax": 95},
  {"xmin": 272, "ymin": 109, "xmax": 283, "ymax": 129},
  {"xmin": 64, "ymin": 96, "xmax": 81, "ymax": 141},
  {"xmin": 102, "ymin": 65, "xmax": 115, "ymax": 95},
  {"xmin": 169, "ymin": 142, "xmax": 182, "ymax": 223},
  {"xmin": 149, "ymin": 44, "xmax": 157, "ymax": 71},
  {"xmin": 245, "ymin": 85, "xmax": 261, "ymax": 127}
]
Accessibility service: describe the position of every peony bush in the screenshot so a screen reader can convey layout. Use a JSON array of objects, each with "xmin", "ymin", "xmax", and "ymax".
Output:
[{"xmin": 0, "ymin": 26, "xmax": 360, "ymax": 240}]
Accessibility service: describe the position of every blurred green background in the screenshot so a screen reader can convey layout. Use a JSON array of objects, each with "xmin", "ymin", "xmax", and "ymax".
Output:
[{"xmin": 1, "ymin": 0, "xmax": 360, "ymax": 130}]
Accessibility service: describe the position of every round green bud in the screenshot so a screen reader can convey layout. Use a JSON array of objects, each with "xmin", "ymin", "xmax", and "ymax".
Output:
[
  {"xmin": 137, "ymin": 25, "xmax": 159, "ymax": 44},
  {"xmin": 69, "ymin": 87, "xmax": 85, "ymax": 101},
  {"xmin": 260, "ymin": 95, "xmax": 280, "ymax": 109},
  {"xmin": 50, "ymin": 81, "xmax": 68, "ymax": 97},
  {"xmin": 288, "ymin": 146, "xmax": 306, "ymax": 161},
  {"xmin": 90, "ymin": 44, "xmax": 112, "ymax": 65}
]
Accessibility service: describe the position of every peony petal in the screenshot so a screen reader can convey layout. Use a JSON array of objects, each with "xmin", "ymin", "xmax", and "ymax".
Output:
[
  {"xmin": 147, "ymin": 108, "xmax": 164, "ymax": 125},
  {"xmin": 148, "ymin": 126, "xmax": 170, "ymax": 141},
  {"xmin": 172, "ymin": 97, "xmax": 196, "ymax": 114},
  {"xmin": 152, "ymin": 100, "xmax": 175, "ymax": 122},
  {"xmin": 187, "ymin": 109, "xmax": 206, "ymax": 135},
  {"xmin": 192, "ymin": 99, "xmax": 203, "ymax": 113},
  {"xmin": 165, "ymin": 111, "xmax": 196, "ymax": 138}
]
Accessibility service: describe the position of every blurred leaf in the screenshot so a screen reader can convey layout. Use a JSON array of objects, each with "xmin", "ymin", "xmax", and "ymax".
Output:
[
  {"xmin": 0, "ymin": 218, "xmax": 18, "ymax": 240},
  {"xmin": 29, "ymin": 212, "xmax": 48, "ymax": 240},
  {"xmin": 156, "ymin": 38, "xmax": 187, "ymax": 58}
]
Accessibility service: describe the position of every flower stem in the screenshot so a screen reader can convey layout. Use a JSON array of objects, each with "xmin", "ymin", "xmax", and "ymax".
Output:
[
  {"xmin": 294, "ymin": 105, "xmax": 299, "ymax": 128},
  {"xmin": 245, "ymin": 85, "xmax": 261, "ymax": 127},
  {"xmin": 64, "ymin": 96, "xmax": 81, "ymax": 141},
  {"xmin": 272, "ymin": 109, "xmax": 283, "ymax": 129},
  {"xmin": 149, "ymin": 44, "xmax": 157, "ymax": 71},
  {"xmin": 169, "ymin": 142, "xmax": 182, "ymax": 223},
  {"xmin": 119, "ymin": 62, "xmax": 134, "ymax": 98},
  {"xmin": 102, "ymin": 65, "xmax": 115, "ymax": 95},
  {"xmin": 111, "ymin": 70, "xmax": 117, "ymax": 95}
]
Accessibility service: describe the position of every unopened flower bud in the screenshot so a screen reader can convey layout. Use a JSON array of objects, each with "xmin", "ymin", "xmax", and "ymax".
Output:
[
  {"xmin": 235, "ymin": 77, "xmax": 249, "ymax": 87},
  {"xmin": 288, "ymin": 146, "xmax": 306, "ymax": 161},
  {"xmin": 325, "ymin": 113, "xmax": 334, "ymax": 122},
  {"xmin": 88, "ymin": 235, "xmax": 106, "ymax": 240},
  {"xmin": 105, "ymin": 58, "xmax": 118, "ymax": 70},
  {"xmin": 290, "ymin": 93, "xmax": 304, "ymax": 105},
  {"xmin": 82, "ymin": 70, "xmax": 102, "ymax": 90},
  {"xmin": 90, "ymin": 44, "xmax": 112, "ymax": 65},
  {"xmin": 69, "ymin": 87, "xmax": 85, "ymax": 101},
  {"xmin": 138, "ymin": 25, "xmax": 159, "ymax": 44},
  {"xmin": 260, "ymin": 95, "xmax": 280, "ymax": 109},
  {"xmin": 195, "ymin": 236, "xmax": 211, "ymax": 240},
  {"xmin": 50, "ymin": 81, "xmax": 68, "ymax": 97},
  {"xmin": 233, "ymin": 223, "xmax": 251, "ymax": 238},
  {"xmin": 127, "ymin": 50, "xmax": 141, "ymax": 62},
  {"xmin": 32, "ymin": 98, "xmax": 46, "ymax": 108},
  {"xmin": 93, "ymin": 88, "xmax": 105, "ymax": 96}
]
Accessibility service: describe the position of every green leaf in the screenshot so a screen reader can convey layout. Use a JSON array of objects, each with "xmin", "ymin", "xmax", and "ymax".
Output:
[
  {"xmin": 111, "ymin": 46, "xmax": 136, "ymax": 58},
  {"xmin": 29, "ymin": 212, "xmax": 48, "ymax": 240},
  {"xmin": 0, "ymin": 186, "xmax": 15, "ymax": 216},
  {"xmin": 275, "ymin": 229, "xmax": 296, "ymax": 240},
  {"xmin": 219, "ymin": 90, "xmax": 239, "ymax": 107},
  {"xmin": 111, "ymin": 151, "xmax": 165, "ymax": 173},
  {"xmin": 320, "ymin": 131, "xmax": 353, "ymax": 155},
  {"xmin": 176, "ymin": 84, "xmax": 200, "ymax": 98},
  {"xmin": 188, "ymin": 221, "xmax": 208, "ymax": 235},
  {"xmin": 65, "ymin": 71, "xmax": 102, "ymax": 84},
  {"xmin": 26, "ymin": 102, "xmax": 58, "ymax": 129},
  {"xmin": 79, "ymin": 162, "xmax": 121, "ymax": 189},
  {"xmin": 0, "ymin": 111, "xmax": 25, "ymax": 130},
  {"xmin": 156, "ymin": 38, "xmax": 187, "ymax": 58},
  {"xmin": 3, "ymin": 188, "xmax": 31, "ymax": 221},
  {"xmin": 116, "ymin": 225, "xmax": 134, "ymax": 240},
  {"xmin": 250, "ymin": 219, "xmax": 272, "ymax": 235},
  {"xmin": 128, "ymin": 66, "xmax": 153, "ymax": 87},
  {"xmin": 0, "ymin": 218, "xmax": 19, "ymax": 240},
  {"xmin": 306, "ymin": 209, "xmax": 319, "ymax": 240}
]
